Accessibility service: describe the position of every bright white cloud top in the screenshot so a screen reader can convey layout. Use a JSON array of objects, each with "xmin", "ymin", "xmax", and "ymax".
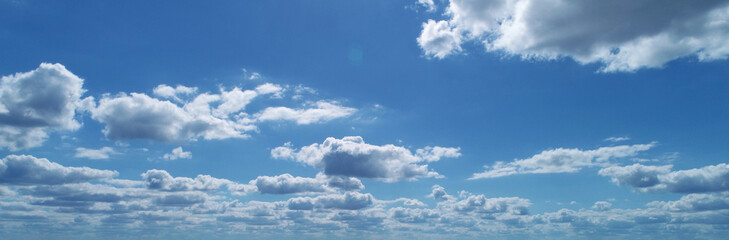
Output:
[
  {"xmin": 272, "ymin": 136, "xmax": 461, "ymax": 182},
  {"xmin": 418, "ymin": 0, "xmax": 729, "ymax": 72}
]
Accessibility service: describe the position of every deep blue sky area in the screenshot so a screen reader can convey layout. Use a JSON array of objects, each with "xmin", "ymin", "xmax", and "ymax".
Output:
[{"xmin": 1, "ymin": 0, "xmax": 729, "ymax": 239}]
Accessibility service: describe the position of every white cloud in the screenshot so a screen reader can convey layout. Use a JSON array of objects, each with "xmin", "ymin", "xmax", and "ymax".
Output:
[
  {"xmin": 91, "ymin": 83, "xmax": 352, "ymax": 143},
  {"xmin": 417, "ymin": 20, "xmax": 462, "ymax": 59},
  {"xmin": 600, "ymin": 163, "xmax": 729, "ymax": 193},
  {"xmin": 416, "ymin": 146, "xmax": 462, "ymax": 162},
  {"xmin": 592, "ymin": 201, "xmax": 612, "ymax": 211},
  {"xmin": 471, "ymin": 143, "xmax": 655, "ymax": 179},
  {"xmin": 416, "ymin": 0, "xmax": 437, "ymax": 12},
  {"xmin": 605, "ymin": 136, "xmax": 630, "ymax": 142},
  {"xmin": 287, "ymin": 192, "xmax": 374, "ymax": 210},
  {"xmin": 272, "ymin": 136, "xmax": 460, "ymax": 182},
  {"xmin": 0, "ymin": 63, "xmax": 87, "ymax": 150},
  {"xmin": 152, "ymin": 84, "xmax": 197, "ymax": 102},
  {"xmin": 249, "ymin": 173, "xmax": 328, "ymax": 194},
  {"xmin": 75, "ymin": 147, "xmax": 117, "ymax": 160},
  {"xmin": 256, "ymin": 101, "xmax": 356, "ymax": 125},
  {"xmin": 418, "ymin": 0, "xmax": 729, "ymax": 72},
  {"xmin": 648, "ymin": 192, "xmax": 729, "ymax": 212},
  {"xmin": 162, "ymin": 147, "xmax": 192, "ymax": 160},
  {"xmin": 141, "ymin": 169, "xmax": 230, "ymax": 192},
  {"xmin": 0, "ymin": 155, "xmax": 117, "ymax": 185}
]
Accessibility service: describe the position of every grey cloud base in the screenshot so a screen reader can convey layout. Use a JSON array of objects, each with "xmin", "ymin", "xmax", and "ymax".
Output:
[{"xmin": 418, "ymin": 0, "xmax": 729, "ymax": 72}]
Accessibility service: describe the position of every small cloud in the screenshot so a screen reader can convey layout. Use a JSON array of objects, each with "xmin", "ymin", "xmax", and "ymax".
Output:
[
  {"xmin": 604, "ymin": 136, "xmax": 630, "ymax": 142},
  {"xmin": 163, "ymin": 147, "xmax": 192, "ymax": 160},
  {"xmin": 75, "ymin": 147, "xmax": 117, "ymax": 160}
]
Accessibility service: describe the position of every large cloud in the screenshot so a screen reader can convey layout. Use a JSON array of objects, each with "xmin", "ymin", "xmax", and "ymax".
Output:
[
  {"xmin": 91, "ymin": 84, "xmax": 354, "ymax": 142},
  {"xmin": 472, "ymin": 143, "xmax": 655, "ymax": 179},
  {"xmin": 418, "ymin": 0, "xmax": 729, "ymax": 72},
  {"xmin": 0, "ymin": 63, "xmax": 87, "ymax": 150},
  {"xmin": 0, "ymin": 155, "xmax": 117, "ymax": 185},
  {"xmin": 271, "ymin": 136, "xmax": 461, "ymax": 182},
  {"xmin": 599, "ymin": 163, "xmax": 729, "ymax": 193}
]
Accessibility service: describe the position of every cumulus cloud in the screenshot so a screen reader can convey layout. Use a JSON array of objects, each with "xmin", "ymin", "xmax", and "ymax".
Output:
[
  {"xmin": 605, "ymin": 136, "xmax": 631, "ymax": 142},
  {"xmin": 416, "ymin": 0, "xmax": 437, "ymax": 12},
  {"xmin": 91, "ymin": 83, "xmax": 352, "ymax": 142},
  {"xmin": 417, "ymin": 20, "xmax": 462, "ymax": 59},
  {"xmin": 648, "ymin": 192, "xmax": 729, "ymax": 212},
  {"xmin": 592, "ymin": 201, "xmax": 612, "ymax": 211},
  {"xmin": 287, "ymin": 192, "xmax": 374, "ymax": 210},
  {"xmin": 0, "ymin": 155, "xmax": 116, "ymax": 185},
  {"xmin": 141, "ymin": 169, "xmax": 230, "ymax": 192},
  {"xmin": 600, "ymin": 163, "xmax": 729, "ymax": 193},
  {"xmin": 91, "ymin": 92, "xmax": 250, "ymax": 142},
  {"xmin": 0, "ymin": 63, "xmax": 87, "ymax": 150},
  {"xmin": 152, "ymin": 84, "xmax": 197, "ymax": 102},
  {"xmin": 75, "ymin": 147, "xmax": 117, "ymax": 160},
  {"xmin": 416, "ymin": 146, "xmax": 461, "ymax": 162},
  {"xmin": 162, "ymin": 147, "xmax": 192, "ymax": 160},
  {"xmin": 471, "ymin": 143, "xmax": 655, "ymax": 179},
  {"xmin": 418, "ymin": 0, "xmax": 729, "ymax": 72},
  {"xmin": 250, "ymin": 173, "xmax": 328, "ymax": 194},
  {"xmin": 272, "ymin": 136, "xmax": 461, "ymax": 182},
  {"xmin": 256, "ymin": 101, "xmax": 356, "ymax": 125}
]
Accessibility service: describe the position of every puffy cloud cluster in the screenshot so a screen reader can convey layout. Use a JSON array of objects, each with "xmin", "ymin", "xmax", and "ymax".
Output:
[
  {"xmin": 75, "ymin": 147, "xmax": 117, "ymax": 160},
  {"xmin": 162, "ymin": 147, "xmax": 192, "ymax": 160},
  {"xmin": 599, "ymin": 163, "xmax": 729, "ymax": 193},
  {"xmin": 0, "ymin": 155, "xmax": 117, "ymax": 185},
  {"xmin": 472, "ymin": 143, "xmax": 655, "ymax": 179},
  {"xmin": 272, "ymin": 136, "xmax": 461, "ymax": 182},
  {"xmin": 418, "ymin": 0, "xmax": 729, "ymax": 72},
  {"xmin": 256, "ymin": 101, "xmax": 356, "ymax": 125},
  {"xmin": 90, "ymin": 84, "xmax": 355, "ymax": 142},
  {"xmin": 0, "ymin": 63, "xmax": 89, "ymax": 150}
]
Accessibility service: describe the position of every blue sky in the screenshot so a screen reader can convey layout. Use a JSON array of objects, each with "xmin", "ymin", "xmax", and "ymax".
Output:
[{"xmin": 2, "ymin": 0, "xmax": 729, "ymax": 239}]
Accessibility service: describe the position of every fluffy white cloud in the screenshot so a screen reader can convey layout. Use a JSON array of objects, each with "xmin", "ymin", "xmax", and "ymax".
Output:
[
  {"xmin": 416, "ymin": 146, "xmax": 462, "ymax": 162},
  {"xmin": 75, "ymin": 147, "xmax": 117, "ymax": 160},
  {"xmin": 418, "ymin": 0, "xmax": 729, "ymax": 72},
  {"xmin": 0, "ymin": 63, "xmax": 87, "ymax": 150},
  {"xmin": 471, "ymin": 143, "xmax": 655, "ymax": 179},
  {"xmin": 417, "ymin": 20, "xmax": 462, "ymax": 59},
  {"xmin": 287, "ymin": 192, "xmax": 374, "ymax": 210},
  {"xmin": 250, "ymin": 173, "xmax": 328, "ymax": 194},
  {"xmin": 0, "ymin": 155, "xmax": 117, "ymax": 185},
  {"xmin": 416, "ymin": 0, "xmax": 437, "ymax": 12},
  {"xmin": 648, "ymin": 192, "xmax": 729, "ymax": 212},
  {"xmin": 256, "ymin": 101, "xmax": 356, "ymax": 125},
  {"xmin": 91, "ymin": 83, "xmax": 352, "ymax": 142},
  {"xmin": 162, "ymin": 147, "xmax": 192, "ymax": 160},
  {"xmin": 600, "ymin": 163, "xmax": 729, "ymax": 193},
  {"xmin": 141, "ymin": 169, "xmax": 230, "ymax": 192},
  {"xmin": 91, "ymin": 92, "xmax": 250, "ymax": 142},
  {"xmin": 272, "ymin": 136, "xmax": 461, "ymax": 182},
  {"xmin": 152, "ymin": 84, "xmax": 197, "ymax": 102},
  {"xmin": 592, "ymin": 201, "xmax": 612, "ymax": 211}
]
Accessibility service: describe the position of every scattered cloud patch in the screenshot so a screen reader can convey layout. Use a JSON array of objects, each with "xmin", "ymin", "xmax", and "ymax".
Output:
[
  {"xmin": 162, "ymin": 147, "xmax": 192, "ymax": 160},
  {"xmin": 0, "ymin": 155, "xmax": 116, "ymax": 185},
  {"xmin": 600, "ymin": 163, "xmax": 729, "ymax": 193},
  {"xmin": 605, "ymin": 136, "xmax": 631, "ymax": 142},
  {"xmin": 75, "ymin": 147, "xmax": 117, "ymax": 160},
  {"xmin": 471, "ymin": 143, "xmax": 655, "ymax": 179},
  {"xmin": 256, "ymin": 101, "xmax": 356, "ymax": 125},
  {"xmin": 272, "ymin": 136, "xmax": 461, "ymax": 182},
  {"xmin": 0, "ymin": 63, "xmax": 88, "ymax": 150}
]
